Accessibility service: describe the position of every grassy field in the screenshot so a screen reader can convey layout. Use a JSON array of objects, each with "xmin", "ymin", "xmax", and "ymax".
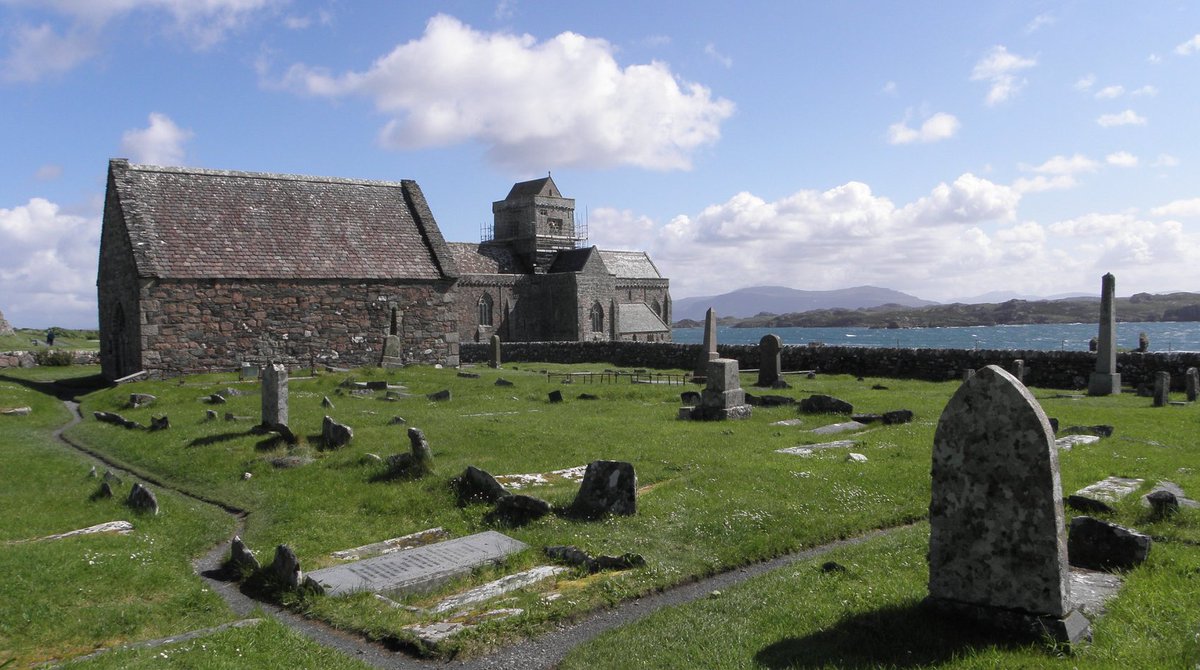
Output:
[
  {"xmin": 0, "ymin": 328, "xmax": 101, "ymax": 352},
  {"xmin": 4, "ymin": 361, "xmax": 1200, "ymax": 667}
]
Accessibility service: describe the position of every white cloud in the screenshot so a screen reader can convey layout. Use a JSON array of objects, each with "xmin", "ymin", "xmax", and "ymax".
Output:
[
  {"xmin": 970, "ymin": 45, "xmax": 1036, "ymax": 105},
  {"xmin": 1151, "ymin": 199, "xmax": 1200, "ymax": 218},
  {"xmin": 120, "ymin": 112, "xmax": 194, "ymax": 165},
  {"xmin": 1073, "ymin": 74, "xmax": 1095, "ymax": 91},
  {"xmin": 279, "ymin": 15, "xmax": 734, "ymax": 171},
  {"xmin": 881, "ymin": 81, "xmax": 897, "ymax": 95},
  {"xmin": 899, "ymin": 173, "xmax": 1018, "ymax": 226},
  {"xmin": 0, "ymin": 198, "xmax": 101, "ymax": 328},
  {"xmin": 1096, "ymin": 110, "xmax": 1147, "ymax": 127},
  {"xmin": 1025, "ymin": 13, "xmax": 1055, "ymax": 34},
  {"xmin": 1148, "ymin": 53, "xmax": 1162, "ymax": 64},
  {"xmin": 704, "ymin": 43, "xmax": 732, "ymax": 68},
  {"xmin": 1095, "ymin": 85, "xmax": 1124, "ymax": 99},
  {"xmin": 1, "ymin": 22, "xmax": 98, "ymax": 82},
  {"xmin": 1131, "ymin": 85, "xmax": 1158, "ymax": 97},
  {"xmin": 1106, "ymin": 151, "xmax": 1138, "ymax": 167},
  {"xmin": 1152, "ymin": 154, "xmax": 1180, "ymax": 168},
  {"xmin": 1012, "ymin": 175, "xmax": 1077, "ymax": 193},
  {"xmin": 887, "ymin": 112, "xmax": 960, "ymax": 145},
  {"xmin": 1175, "ymin": 34, "xmax": 1200, "ymax": 56},
  {"xmin": 494, "ymin": 0, "xmax": 516, "ymax": 21},
  {"xmin": 1027, "ymin": 153, "xmax": 1100, "ymax": 175}
]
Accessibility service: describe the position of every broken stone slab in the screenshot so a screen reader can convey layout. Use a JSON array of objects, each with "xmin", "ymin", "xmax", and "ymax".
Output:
[
  {"xmin": 0, "ymin": 406, "xmax": 32, "ymax": 416},
  {"xmin": 810, "ymin": 421, "xmax": 867, "ymax": 435},
  {"xmin": 1144, "ymin": 489, "xmax": 1179, "ymax": 518},
  {"xmin": 431, "ymin": 565, "xmax": 567, "ymax": 614},
  {"xmin": 149, "ymin": 415, "xmax": 170, "ymax": 431},
  {"xmin": 321, "ymin": 396, "xmax": 335, "ymax": 408},
  {"xmin": 1067, "ymin": 476, "xmax": 1144, "ymax": 513},
  {"xmin": 544, "ymin": 545, "xmax": 646, "ymax": 573},
  {"xmin": 330, "ymin": 528, "xmax": 452, "ymax": 562},
  {"xmin": 798, "ymin": 394, "xmax": 853, "ymax": 414},
  {"xmin": 427, "ymin": 389, "xmax": 451, "ymax": 402},
  {"xmin": 1062, "ymin": 425, "xmax": 1114, "ymax": 438},
  {"xmin": 127, "ymin": 482, "xmax": 159, "ymax": 515},
  {"xmin": 453, "ymin": 466, "xmax": 509, "ymax": 504},
  {"xmin": 457, "ymin": 372, "xmax": 480, "ymax": 379},
  {"xmin": 404, "ymin": 608, "xmax": 523, "ymax": 648},
  {"xmin": 129, "ymin": 393, "xmax": 157, "ymax": 408},
  {"xmin": 567, "ymin": 460, "xmax": 637, "ymax": 519},
  {"xmin": 28, "ymin": 520, "xmax": 134, "ymax": 542},
  {"xmin": 94, "ymin": 411, "xmax": 143, "ymax": 429},
  {"xmin": 1140, "ymin": 481, "xmax": 1200, "ymax": 510},
  {"xmin": 206, "ymin": 393, "xmax": 227, "ymax": 405},
  {"xmin": 1068, "ymin": 516, "xmax": 1151, "ymax": 571},
  {"xmin": 776, "ymin": 440, "xmax": 856, "ymax": 456},
  {"xmin": 744, "ymin": 393, "xmax": 795, "ymax": 407},
  {"xmin": 308, "ymin": 531, "xmax": 528, "ymax": 597},
  {"xmin": 1068, "ymin": 568, "xmax": 1124, "ymax": 618},
  {"xmin": 322, "ymin": 415, "xmax": 353, "ymax": 449},
  {"xmin": 882, "ymin": 409, "xmax": 914, "ymax": 425},
  {"xmin": 493, "ymin": 465, "xmax": 588, "ymax": 490},
  {"xmin": 489, "ymin": 494, "xmax": 551, "ymax": 526},
  {"xmin": 847, "ymin": 453, "xmax": 868, "ymax": 463},
  {"xmin": 548, "ymin": 390, "xmax": 563, "ymax": 403},
  {"xmin": 229, "ymin": 536, "xmax": 261, "ymax": 574},
  {"xmin": 770, "ymin": 418, "xmax": 805, "ymax": 427},
  {"xmin": 495, "ymin": 378, "xmax": 514, "ymax": 387},
  {"xmin": 384, "ymin": 427, "xmax": 435, "ymax": 477},
  {"xmin": 1055, "ymin": 434, "xmax": 1100, "ymax": 451},
  {"xmin": 271, "ymin": 544, "xmax": 303, "ymax": 588}
]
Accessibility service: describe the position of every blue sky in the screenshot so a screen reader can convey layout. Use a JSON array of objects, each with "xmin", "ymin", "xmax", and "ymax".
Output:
[{"xmin": 2, "ymin": 1, "xmax": 1199, "ymax": 327}]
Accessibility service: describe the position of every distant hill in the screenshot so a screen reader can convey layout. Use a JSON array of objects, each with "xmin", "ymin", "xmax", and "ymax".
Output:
[
  {"xmin": 671, "ymin": 285, "xmax": 936, "ymax": 322},
  {"xmin": 949, "ymin": 290, "xmax": 1094, "ymax": 304}
]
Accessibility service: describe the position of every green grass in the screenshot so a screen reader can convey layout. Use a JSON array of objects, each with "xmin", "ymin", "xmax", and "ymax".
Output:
[
  {"xmin": 0, "ymin": 328, "xmax": 100, "ymax": 352},
  {"xmin": 7, "ymin": 361, "xmax": 1200, "ymax": 666}
]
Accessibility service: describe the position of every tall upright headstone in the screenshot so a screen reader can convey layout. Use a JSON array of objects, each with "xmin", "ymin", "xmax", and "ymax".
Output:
[
  {"xmin": 928, "ymin": 365, "xmax": 1084, "ymax": 640},
  {"xmin": 489, "ymin": 334, "xmax": 502, "ymax": 369},
  {"xmin": 693, "ymin": 308, "xmax": 719, "ymax": 379},
  {"xmin": 1153, "ymin": 371, "xmax": 1170, "ymax": 407},
  {"xmin": 756, "ymin": 334, "xmax": 782, "ymax": 387},
  {"xmin": 261, "ymin": 363, "xmax": 288, "ymax": 428},
  {"xmin": 1186, "ymin": 367, "xmax": 1199, "ymax": 402},
  {"xmin": 1088, "ymin": 273, "xmax": 1120, "ymax": 396}
]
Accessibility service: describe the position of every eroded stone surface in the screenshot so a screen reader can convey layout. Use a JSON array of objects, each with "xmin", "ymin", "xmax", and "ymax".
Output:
[
  {"xmin": 431, "ymin": 565, "xmax": 566, "ymax": 614},
  {"xmin": 1055, "ymin": 434, "xmax": 1100, "ymax": 451},
  {"xmin": 1140, "ymin": 481, "xmax": 1200, "ymax": 510},
  {"xmin": 261, "ymin": 363, "xmax": 288, "ymax": 427},
  {"xmin": 776, "ymin": 440, "xmax": 856, "ymax": 455},
  {"xmin": 1068, "ymin": 516, "xmax": 1151, "ymax": 571},
  {"xmin": 929, "ymin": 365, "xmax": 1068, "ymax": 618},
  {"xmin": 568, "ymin": 460, "xmax": 637, "ymax": 519},
  {"xmin": 810, "ymin": 421, "xmax": 866, "ymax": 435},
  {"xmin": 1068, "ymin": 476, "xmax": 1143, "ymax": 513}
]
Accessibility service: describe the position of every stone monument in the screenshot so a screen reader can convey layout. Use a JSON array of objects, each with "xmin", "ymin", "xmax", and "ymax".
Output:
[
  {"xmin": 1087, "ymin": 273, "xmax": 1120, "ymax": 396},
  {"xmin": 1153, "ymin": 371, "xmax": 1169, "ymax": 407},
  {"xmin": 693, "ymin": 308, "xmax": 719, "ymax": 380},
  {"xmin": 756, "ymin": 334, "xmax": 782, "ymax": 387},
  {"xmin": 683, "ymin": 358, "xmax": 752, "ymax": 420},
  {"xmin": 0, "ymin": 306, "xmax": 12, "ymax": 336},
  {"xmin": 261, "ymin": 363, "xmax": 288, "ymax": 428},
  {"xmin": 489, "ymin": 334, "xmax": 502, "ymax": 369},
  {"xmin": 928, "ymin": 365, "xmax": 1088, "ymax": 643},
  {"xmin": 1187, "ymin": 367, "xmax": 1199, "ymax": 402}
]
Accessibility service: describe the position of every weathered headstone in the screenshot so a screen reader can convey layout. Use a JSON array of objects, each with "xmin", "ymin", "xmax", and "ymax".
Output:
[
  {"xmin": 489, "ymin": 334, "xmax": 502, "ymax": 369},
  {"xmin": 261, "ymin": 363, "xmax": 288, "ymax": 428},
  {"xmin": 685, "ymin": 358, "xmax": 752, "ymax": 420},
  {"xmin": 240, "ymin": 363, "xmax": 259, "ymax": 380},
  {"xmin": 693, "ymin": 308, "xmax": 719, "ymax": 379},
  {"xmin": 307, "ymin": 531, "xmax": 528, "ymax": 597},
  {"xmin": 1153, "ymin": 371, "xmax": 1170, "ymax": 407},
  {"xmin": 1088, "ymin": 273, "xmax": 1121, "ymax": 396},
  {"xmin": 568, "ymin": 460, "xmax": 637, "ymax": 519},
  {"xmin": 756, "ymin": 334, "xmax": 782, "ymax": 387},
  {"xmin": 453, "ymin": 466, "xmax": 509, "ymax": 504},
  {"xmin": 127, "ymin": 482, "xmax": 159, "ymax": 515},
  {"xmin": 271, "ymin": 544, "xmax": 303, "ymax": 588},
  {"xmin": 490, "ymin": 494, "xmax": 552, "ymax": 525},
  {"xmin": 1012, "ymin": 359, "xmax": 1025, "ymax": 383},
  {"xmin": 1068, "ymin": 517, "xmax": 1151, "ymax": 571},
  {"xmin": 928, "ymin": 365, "xmax": 1082, "ymax": 641},
  {"xmin": 129, "ymin": 393, "xmax": 156, "ymax": 408},
  {"xmin": 548, "ymin": 390, "xmax": 563, "ymax": 403},
  {"xmin": 1187, "ymin": 367, "xmax": 1199, "ymax": 402},
  {"xmin": 229, "ymin": 536, "xmax": 260, "ymax": 574},
  {"xmin": 322, "ymin": 416, "xmax": 353, "ymax": 449},
  {"xmin": 385, "ymin": 427, "xmax": 435, "ymax": 477}
]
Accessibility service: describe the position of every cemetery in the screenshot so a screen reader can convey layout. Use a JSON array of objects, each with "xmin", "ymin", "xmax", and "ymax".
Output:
[{"xmin": 3, "ymin": 324, "xmax": 1200, "ymax": 668}]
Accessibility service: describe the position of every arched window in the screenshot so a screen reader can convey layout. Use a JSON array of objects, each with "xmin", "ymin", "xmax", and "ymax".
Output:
[
  {"xmin": 478, "ymin": 293, "xmax": 494, "ymax": 326},
  {"xmin": 651, "ymin": 299, "xmax": 662, "ymax": 318},
  {"xmin": 590, "ymin": 302, "xmax": 604, "ymax": 333}
]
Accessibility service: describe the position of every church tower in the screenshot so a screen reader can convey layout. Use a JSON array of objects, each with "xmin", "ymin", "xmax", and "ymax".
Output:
[{"xmin": 490, "ymin": 175, "xmax": 581, "ymax": 272}]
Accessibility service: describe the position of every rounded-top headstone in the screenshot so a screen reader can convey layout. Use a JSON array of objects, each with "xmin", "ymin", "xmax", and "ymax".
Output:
[{"xmin": 929, "ymin": 365, "xmax": 1068, "ymax": 618}]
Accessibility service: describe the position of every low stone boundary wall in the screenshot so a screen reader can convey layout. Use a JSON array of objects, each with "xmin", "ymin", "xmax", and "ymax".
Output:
[
  {"xmin": 0, "ymin": 350, "xmax": 100, "ymax": 369},
  {"xmin": 461, "ymin": 341, "xmax": 1200, "ymax": 391}
]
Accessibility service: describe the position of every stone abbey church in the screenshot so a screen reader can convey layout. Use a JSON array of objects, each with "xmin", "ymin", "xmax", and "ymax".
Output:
[{"xmin": 98, "ymin": 159, "xmax": 671, "ymax": 379}]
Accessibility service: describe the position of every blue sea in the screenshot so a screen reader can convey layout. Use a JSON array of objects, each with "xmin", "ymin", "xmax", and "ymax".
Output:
[{"xmin": 672, "ymin": 322, "xmax": 1200, "ymax": 353}]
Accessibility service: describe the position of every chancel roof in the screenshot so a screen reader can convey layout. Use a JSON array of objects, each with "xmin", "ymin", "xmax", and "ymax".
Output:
[
  {"xmin": 597, "ymin": 250, "xmax": 662, "ymax": 279},
  {"xmin": 618, "ymin": 302, "xmax": 670, "ymax": 334},
  {"xmin": 106, "ymin": 159, "xmax": 457, "ymax": 280},
  {"xmin": 447, "ymin": 242, "xmax": 526, "ymax": 274}
]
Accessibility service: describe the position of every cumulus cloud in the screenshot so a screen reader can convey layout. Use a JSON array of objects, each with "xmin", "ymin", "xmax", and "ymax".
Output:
[
  {"xmin": 898, "ymin": 173, "xmax": 1018, "ymax": 226},
  {"xmin": 278, "ymin": 15, "xmax": 734, "ymax": 171},
  {"xmin": 120, "ymin": 113, "xmax": 193, "ymax": 165},
  {"xmin": 0, "ymin": 197, "xmax": 101, "ymax": 327},
  {"xmin": 1, "ymin": 0, "xmax": 280, "ymax": 81},
  {"xmin": 1073, "ymin": 74, "xmax": 1096, "ymax": 91},
  {"xmin": 887, "ymin": 112, "xmax": 960, "ymax": 145},
  {"xmin": 1012, "ymin": 175, "xmax": 1077, "ymax": 193},
  {"xmin": 1027, "ymin": 153, "xmax": 1100, "ymax": 175},
  {"xmin": 1176, "ymin": 34, "xmax": 1200, "ymax": 56},
  {"xmin": 1106, "ymin": 151, "xmax": 1138, "ymax": 167},
  {"xmin": 970, "ymin": 45, "xmax": 1036, "ymax": 105},
  {"xmin": 1096, "ymin": 110, "xmax": 1146, "ymax": 127},
  {"xmin": 1151, "ymin": 198, "xmax": 1200, "ymax": 218}
]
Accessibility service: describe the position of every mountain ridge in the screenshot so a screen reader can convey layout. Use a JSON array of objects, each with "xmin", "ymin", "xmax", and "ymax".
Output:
[{"xmin": 671, "ymin": 285, "xmax": 936, "ymax": 322}]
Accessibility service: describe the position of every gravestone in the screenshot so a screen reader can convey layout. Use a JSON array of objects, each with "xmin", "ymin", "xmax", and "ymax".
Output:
[
  {"xmin": 693, "ymin": 308, "xmax": 719, "ymax": 379},
  {"xmin": 261, "ymin": 363, "xmax": 288, "ymax": 428},
  {"xmin": 127, "ymin": 482, "xmax": 159, "ymax": 515},
  {"xmin": 322, "ymin": 416, "xmax": 353, "ymax": 448},
  {"xmin": 489, "ymin": 334, "xmax": 502, "ymax": 369},
  {"xmin": 1187, "ymin": 367, "xmax": 1199, "ymax": 402},
  {"xmin": 568, "ymin": 460, "xmax": 637, "ymax": 518},
  {"xmin": 1088, "ymin": 273, "xmax": 1121, "ymax": 396},
  {"xmin": 685, "ymin": 358, "xmax": 752, "ymax": 420},
  {"xmin": 756, "ymin": 334, "xmax": 782, "ymax": 387},
  {"xmin": 271, "ymin": 545, "xmax": 303, "ymax": 588},
  {"xmin": 240, "ymin": 363, "xmax": 259, "ymax": 380},
  {"xmin": 1153, "ymin": 371, "xmax": 1169, "ymax": 407},
  {"xmin": 1012, "ymin": 359, "xmax": 1025, "ymax": 383},
  {"xmin": 307, "ymin": 531, "xmax": 528, "ymax": 597},
  {"xmin": 928, "ymin": 365, "xmax": 1083, "ymax": 641}
]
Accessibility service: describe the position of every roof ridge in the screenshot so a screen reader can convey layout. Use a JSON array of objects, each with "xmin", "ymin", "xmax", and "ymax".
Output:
[{"xmin": 122, "ymin": 161, "xmax": 412, "ymax": 189}]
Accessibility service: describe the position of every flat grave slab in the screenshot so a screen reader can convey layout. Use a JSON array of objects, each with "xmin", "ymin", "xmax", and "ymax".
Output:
[
  {"xmin": 810, "ymin": 421, "xmax": 866, "ymax": 435},
  {"xmin": 776, "ymin": 440, "xmax": 856, "ymax": 456},
  {"xmin": 770, "ymin": 418, "xmax": 804, "ymax": 427},
  {"xmin": 1055, "ymin": 434, "xmax": 1100, "ymax": 450},
  {"xmin": 1140, "ymin": 481, "xmax": 1200, "ymax": 509},
  {"xmin": 308, "ymin": 531, "xmax": 527, "ymax": 597},
  {"xmin": 1073, "ymin": 476, "xmax": 1143, "ymax": 503}
]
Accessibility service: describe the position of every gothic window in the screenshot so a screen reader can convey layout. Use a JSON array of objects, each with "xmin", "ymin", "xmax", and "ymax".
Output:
[
  {"xmin": 590, "ymin": 302, "xmax": 604, "ymax": 333},
  {"xmin": 478, "ymin": 293, "xmax": 494, "ymax": 326}
]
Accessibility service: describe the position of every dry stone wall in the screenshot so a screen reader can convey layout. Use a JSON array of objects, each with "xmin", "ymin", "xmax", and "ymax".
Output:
[{"xmin": 461, "ymin": 341, "xmax": 1200, "ymax": 391}]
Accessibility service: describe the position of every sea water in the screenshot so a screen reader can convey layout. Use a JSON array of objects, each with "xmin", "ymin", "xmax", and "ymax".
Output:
[{"xmin": 671, "ymin": 322, "xmax": 1200, "ymax": 352}]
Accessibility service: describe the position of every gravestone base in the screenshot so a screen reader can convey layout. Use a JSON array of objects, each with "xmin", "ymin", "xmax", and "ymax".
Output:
[
  {"xmin": 924, "ymin": 598, "xmax": 1092, "ymax": 647},
  {"xmin": 1087, "ymin": 372, "xmax": 1121, "ymax": 396},
  {"xmin": 688, "ymin": 404, "xmax": 752, "ymax": 421},
  {"xmin": 380, "ymin": 356, "xmax": 405, "ymax": 369}
]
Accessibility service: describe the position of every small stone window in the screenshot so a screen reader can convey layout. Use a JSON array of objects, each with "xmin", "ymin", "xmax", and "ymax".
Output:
[
  {"xmin": 478, "ymin": 293, "xmax": 494, "ymax": 327},
  {"xmin": 590, "ymin": 302, "xmax": 604, "ymax": 333}
]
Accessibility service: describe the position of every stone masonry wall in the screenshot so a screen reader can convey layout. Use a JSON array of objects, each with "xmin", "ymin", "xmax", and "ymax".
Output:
[
  {"xmin": 0, "ymin": 350, "xmax": 100, "ymax": 369},
  {"xmin": 139, "ymin": 278, "xmax": 458, "ymax": 377},
  {"xmin": 461, "ymin": 340, "xmax": 1200, "ymax": 391}
]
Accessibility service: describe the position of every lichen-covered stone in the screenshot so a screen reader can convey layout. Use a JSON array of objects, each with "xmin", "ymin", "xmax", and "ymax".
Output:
[
  {"xmin": 270, "ymin": 544, "xmax": 302, "ymax": 588},
  {"xmin": 321, "ymin": 416, "xmax": 353, "ymax": 449},
  {"xmin": 127, "ymin": 482, "xmax": 159, "ymax": 515},
  {"xmin": 568, "ymin": 460, "xmax": 637, "ymax": 519},
  {"xmin": 454, "ymin": 465, "xmax": 508, "ymax": 504}
]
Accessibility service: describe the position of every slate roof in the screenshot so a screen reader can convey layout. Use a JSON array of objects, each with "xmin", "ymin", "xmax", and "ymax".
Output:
[
  {"xmin": 447, "ymin": 242, "xmax": 525, "ymax": 274},
  {"xmin": 618, "ymin": 303, "xmax": 669, "ymax": 334},
  {"xmin": 107, "ymin": 159, "xmax": 457, "ymax": 280},
  {"xmin": 597, "ymin": 250, "xmax": 662, "ymax": 279},
  {"xmin": 548, "ymin": 247, "xmax": 596, "ymax": 273},
  {"xmin": 504, "ymin": 176, "xmax": 560, "ymax": 200}
]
